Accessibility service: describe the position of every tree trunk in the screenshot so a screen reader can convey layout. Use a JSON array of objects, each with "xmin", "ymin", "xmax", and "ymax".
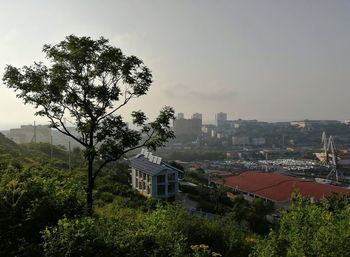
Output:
[{"xmin": 86, "ymin": 157, "xmax": 94, "ymax": 217}]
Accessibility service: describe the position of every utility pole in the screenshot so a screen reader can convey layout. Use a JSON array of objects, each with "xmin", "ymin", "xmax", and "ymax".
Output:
[
  {"xmin": 68, "ymin": 141, "xmax": 72, "ymax": 172},
  {"xmin": 32, "ymin": 121, "xmax": 37, "ymax": 143},
  {"xmin": 50, "ymin": 135, "xmax": 53, "ymax": 160}
]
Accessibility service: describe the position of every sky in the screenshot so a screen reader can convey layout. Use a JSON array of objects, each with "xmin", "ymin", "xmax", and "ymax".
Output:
[{"xmin": 1, "ymin": 0, "xmax": 350, "ymax": 129}]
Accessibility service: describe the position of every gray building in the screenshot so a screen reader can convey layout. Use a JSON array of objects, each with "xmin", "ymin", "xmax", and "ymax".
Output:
[
  {"xmin": 215, "ymin": 112, "xmax": 227, "ymax": 126},
  {"xmin": 232, "ymin": 136, "xmax": 250, "ymax": 146},
  {"xmin": 130, "ymin": 150, "xmax": 183, "ymax": 201},
  {"xmin": 191, "ymin": 113, "xmax": 202, "ymax": 120},
  {"xmin": 7, "ymin": 124, "xmax": 51, "ymax": 144},
  {"xmin": 173, "ymin": 118, "xmax": 202, "ymax": 137},
  {"xmin": 177, "ymin": 113, "xmax": 185, "ymax": 119}
]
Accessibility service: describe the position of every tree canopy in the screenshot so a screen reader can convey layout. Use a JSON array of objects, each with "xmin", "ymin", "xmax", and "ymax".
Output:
[{"xmin": 2, "ymin": 35, "xmax": 175, "ymax": 215}]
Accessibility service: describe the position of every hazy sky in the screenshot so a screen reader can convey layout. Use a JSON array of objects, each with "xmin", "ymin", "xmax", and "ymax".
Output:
[{"xmin": 1, "ymin": 0, "xmax": 350, "ymax": 128}]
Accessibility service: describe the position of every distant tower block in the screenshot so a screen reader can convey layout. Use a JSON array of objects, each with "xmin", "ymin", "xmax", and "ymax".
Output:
[
  {"xmin": 191, "ymin": 113, "xmax": 202, "ymax": 120},
  {"xmin": 215, "ymin": 112, "xmax": 227, "ymax": 126},
  {"xmin": 177, "ymin": 113, "xmax": 185, "ymax": 119}
]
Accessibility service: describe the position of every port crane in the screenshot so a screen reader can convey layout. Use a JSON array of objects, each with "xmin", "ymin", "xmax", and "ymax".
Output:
[
  {"xmin": 322, "ymin": 133, "xmax": 343, "ymax": 182},
  {"xmin": 321, "ymin": 132, "xmax": 329, "ymax": 164}
]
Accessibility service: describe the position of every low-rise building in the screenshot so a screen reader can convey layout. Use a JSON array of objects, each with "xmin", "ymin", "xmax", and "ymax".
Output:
[
  {"xmin": 215, "ymin": 171, "xmax": 350, "ymax": 209},
  {"xmin": 130, "ymin": 149, "xmax": 183, "ymax": 201},
  {"xmin": 7, "ymin": 124, "xmax": 51, "ymax": 144},
  {"xmin": 232, "ymin": 136, "xmax": 250, "ymax": 146},
  {"xmin": 252, "ymin": 137, "xmax": 266, "ymax": 146},
  {"xmin": 290, "ymin": 119, "xmax": 341, "ymax": 129}
]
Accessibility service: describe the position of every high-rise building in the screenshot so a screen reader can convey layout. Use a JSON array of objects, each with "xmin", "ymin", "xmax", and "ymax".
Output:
[
  {"xmin": 191, "ymin": 113, "xmax": 202, "ymax": 120},
  {"xmin": 173, "ymin": 118, "xmax": 202, "ymax": 137},
  {"xmin": 215, "ymin": 112, "xmax": 227, "ymax": 126},
  {"xmin": 177, "ymin": 113, "xmax": 185, "ymax": 119}
]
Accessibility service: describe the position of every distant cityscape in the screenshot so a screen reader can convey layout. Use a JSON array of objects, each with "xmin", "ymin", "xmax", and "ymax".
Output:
[
  {"xmin": 173, "ymin": 112, "xmax": 350, "ymax": 147},
  {"xmin": 2, "ymin": 112, "xmax": 350, "ymax": 153}
]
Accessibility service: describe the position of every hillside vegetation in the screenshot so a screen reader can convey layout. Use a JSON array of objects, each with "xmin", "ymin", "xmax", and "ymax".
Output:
[{"xmin": 0, "ymin": 136, "xmax": 349, "ymax": 257}]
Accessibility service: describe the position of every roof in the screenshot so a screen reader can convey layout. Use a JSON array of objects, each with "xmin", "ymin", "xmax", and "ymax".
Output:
[
  {"xmin": 217, "ymin": 171, "xmax": 350, "ymax": 202},
  {"xmin": 131, "ymin": 155, "xmax": 183, "ymax": 176}
]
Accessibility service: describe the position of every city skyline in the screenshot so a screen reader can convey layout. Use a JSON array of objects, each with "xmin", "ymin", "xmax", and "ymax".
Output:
[
  {"xmin": 1, "ymin": 113, "xmax": 348, "ymax": 131},
  {"xmin": 1, "ymin": 1, "xmax": 350, "ymax": 129}
]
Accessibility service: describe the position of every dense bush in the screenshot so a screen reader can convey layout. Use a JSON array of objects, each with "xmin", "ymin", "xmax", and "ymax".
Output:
[
  {"xmin": 0, "ymin": 164, "xmax": 85, "ymax": 256},
  {"xmin": 43, "ymin": 204, "xmax": 249, "ymax": 257},
  {"xmin": 250, "ymin": 194, "xmax": 350, "ymax": 257}
]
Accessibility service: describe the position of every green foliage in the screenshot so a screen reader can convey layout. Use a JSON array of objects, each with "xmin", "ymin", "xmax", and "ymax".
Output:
[
  {"xmin": 168, "ymin": 160, "xmax": 185, "ymax": 171},
  {"xmin": 184, "ymin": 168, "xmax": 208, "ymax": 185},
  {"xmin": 42, "ymin": 217, "xmax": 119, "ymax": 257},
  {"xmin": 43, "ymin": 204, "xmax": 249, "ymax": 257},
  {"xmin": 21, "ymin": 142, "xmax": 84, "ymax": 170},
  {"xmin": 0, "ymin": 132, "xmax": 22, "ymax": 157},
  {"xmin": 3, "ymin": 35, "xmax": 175, "ymax": 215},
  {"xmin": 0, "ymin": 163, "xmax": 84, "ymax": 256},
  {"xmin": 250, "ymin": 194, "xmax": 350, "ymax": 257},
  {"xmin": 246, "ymin": 198, "xmax": 274, "ymax": 234}
]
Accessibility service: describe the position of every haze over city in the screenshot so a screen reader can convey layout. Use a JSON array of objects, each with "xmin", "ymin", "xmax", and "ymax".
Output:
[{"xmin": 1, "ymin": 0, "xmax": 350, "ymax": 129}]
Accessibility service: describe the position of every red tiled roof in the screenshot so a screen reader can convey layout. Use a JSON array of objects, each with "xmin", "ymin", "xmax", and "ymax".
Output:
[{"xmin": 218, "ymin": 171, "xmax": 350, "ymax": 202}]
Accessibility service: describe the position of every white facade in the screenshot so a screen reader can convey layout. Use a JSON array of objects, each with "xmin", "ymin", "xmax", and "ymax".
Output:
[{"xmin": 130, "ymin": 150, "xmax": 182, "ymax": 200}]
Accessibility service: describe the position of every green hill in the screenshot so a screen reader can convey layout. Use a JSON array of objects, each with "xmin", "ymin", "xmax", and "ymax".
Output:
[
  {"xmin": 0, "ymin": 133, "xmax": 83, "ymax": 169},
  {"xmin": 0, "ymin": 132, "xmax": 22, "ymax": 156}
]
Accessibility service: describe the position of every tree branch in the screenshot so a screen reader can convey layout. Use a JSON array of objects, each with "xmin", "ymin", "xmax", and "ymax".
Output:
[
  {"xmin": 92, "ymin": 130, "xmax": 155, "ymax": 181},
  {"xmin": 44, "ymin": 107, "xmax": 87, "ymax": 147},
  {"xmin": 97, "ymin": 92, "xmax": 134, "ymax": 122}
]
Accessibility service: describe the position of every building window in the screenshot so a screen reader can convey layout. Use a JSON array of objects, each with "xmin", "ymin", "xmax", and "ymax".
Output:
[
  {"xmin": 168, "ymin": 173, "xmax": 175, "ymax": 181},
  {"xmin": 135, "ymin": 178, "xmax": 139, "ymax": 188},
  {"xmin": 157, "ymin": 185, "xmax": 165, "ymax": 195},
  {"xmin": 135, "ymin": 170, "xmax": 139, "ymax": 177},
  {"xmin": 139, "ymin": 181, "xmax": 142, "ymax": 189},
  {"xmin": 147, "ymin": 186, "xmax": 150, "ymax": 194},
  {"xmin": 168, "ymin": 183, "xmax": 175, "ymax": 194},
  {"xmin": 147, "ymin": 174, "xmax": 150, "ymax": 182},
  {"xmin": 157, "ymin": 175, "xmax": 165, "ymax": 183},
  {"xmin": 143, "ymin": 173, "xmax": 146, "ymax": 180},
  {"xmin": 142, "ymin": 181, "xmax": 145, "ymax": 190}
]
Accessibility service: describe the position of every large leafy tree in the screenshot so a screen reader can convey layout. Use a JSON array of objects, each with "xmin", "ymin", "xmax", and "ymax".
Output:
[{"xmin": 2, "ymin": 35, "xmax": 175, "ymax": 216}]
